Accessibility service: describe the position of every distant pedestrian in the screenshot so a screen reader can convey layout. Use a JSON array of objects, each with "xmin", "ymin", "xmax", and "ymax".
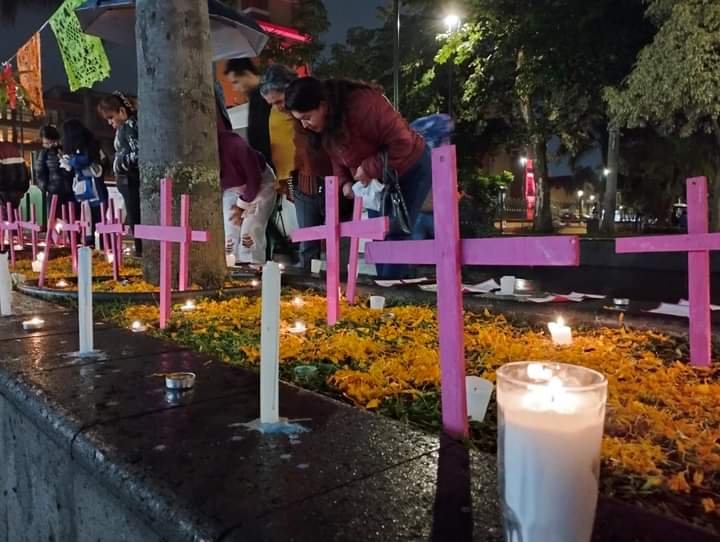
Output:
[
  {"xmin": 284, "ymin": 77, "xmax": 431, "ymax": 279},
  {"xmin": 34, "ymin": 125, "xmax": 75, "ymax": 215},
  {"xmin": 97, "ymin": 92, "xmax": 141, "ymax": 255},
  {"xmin": 0, "ymin": 140, "xmax": 29, "ymax": 210}
]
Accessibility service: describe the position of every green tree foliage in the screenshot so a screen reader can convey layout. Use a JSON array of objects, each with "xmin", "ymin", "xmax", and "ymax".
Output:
[
  {"xmin": 605, "ymin": 0, "xmax": 720, "ymax": 229},
  {"xmin": 434, "ymin": 0, "xmax": 652, "ymax": 231}
]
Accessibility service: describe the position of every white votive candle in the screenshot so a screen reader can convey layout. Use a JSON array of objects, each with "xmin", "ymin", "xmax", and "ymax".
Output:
[
  {"xmin": 548, "ymin": 316, "xmax": 573, "ymax": 345},
  {"xmin": 130, "ymin": 320, "xmax": 146, "ymax": 332},
  {"xmin": 22, "ymin": 317, "xmax": 45, "ymax": 331},
  {"xmin": 56, "ymin": 279, "xmax": 69, "ymax": 288},
  {"xmin": 497, "ymin": 362, "xmax": 607, "ymax": 542},
  {"xmin": 180, "ymin": 299, "xmax": 196, "ymax": 312},
  {"xmin": 291, "ymin": 296, "xmax": 304, "ymax": 308},
  {"xmin": 288, "ymin": 321, "xmax": 307, "ymax": 335},
  {"xmin": 106, "ymin": 253, "xmax": 114, "ymax": 264}
]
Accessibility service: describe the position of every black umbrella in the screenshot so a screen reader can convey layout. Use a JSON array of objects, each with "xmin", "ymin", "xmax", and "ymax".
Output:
[{"xmin": 75, "ymin": 0, "xmax": 268, "ymax": 59}]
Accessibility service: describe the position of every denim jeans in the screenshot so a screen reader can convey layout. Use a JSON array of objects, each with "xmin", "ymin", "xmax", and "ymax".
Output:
[
  {"xmin": 411, "ymin": 211, "xmax": 434, "ymax": 240},
  {"xmin": 294, "ymin": 189, "xmax": 325, "ymax": 268},
  {"xmin": 375, "ymin": 144, "xmax": 433, "ymax": 279}
]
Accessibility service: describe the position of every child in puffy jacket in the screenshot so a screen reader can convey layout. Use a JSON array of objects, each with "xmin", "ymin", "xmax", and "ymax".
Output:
[{"xmin": 60, "ymin": 119, "xmax": 108, "ymax": 245}]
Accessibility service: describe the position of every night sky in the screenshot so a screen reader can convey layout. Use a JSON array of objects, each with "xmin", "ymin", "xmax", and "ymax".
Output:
[{"xmin": 0, "ymin": 0, "xmax": 388, "ymax": 93}]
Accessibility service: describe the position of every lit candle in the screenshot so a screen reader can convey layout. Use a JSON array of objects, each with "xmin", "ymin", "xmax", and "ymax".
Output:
[
  {"xmin": 130, "ymin": 320, "xmax": 146, "ymax": 332},
  {"xmin": 278, "ymin": 263, "xmax": 286, "ymax": 272},
  {"xmin": 497, "ymin": 362, "xmax": 607, "ymax": 542},
  {"xmin": 291, "ymin": 296, "xmax": 304, "ymax": 308},
  {"xmin": 56, "ymin": 279, "xmax": 69, "ymax": 288},
  {"xmin": 180, "ymin": 299, "xmax": 196, "ymax": 312},
  {"xmin": 123, "ymin": 247, "xmax": 132, "ymax": 256},
  {"xmin": 288, "ymin": 321, "xmax": 307, "ymax": 335},
  {"xmin": 547, "ymin": 317, "xmax": 572, "ymax": 346},
  {"xmin": 251, "ymin": 279, "xmax": 259, "ymax": 288},
  {"xmin": 31, "ymin": 251, "xmax": 45, "ymax": 273},
  {"xmin": 54, "ymin": 220, "xmax": 64, "ymax": 233},
  {"xmin": 106, "ymin": 253, "xmax": 114, "ymax": 264},
  {"xmin": 22, "ymin": 317, "xmax": 45, "ymax": 331}
]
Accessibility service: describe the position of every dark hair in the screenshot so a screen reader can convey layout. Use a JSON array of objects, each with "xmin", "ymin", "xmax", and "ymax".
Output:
[
  {"xmin": 284, "ymin": 77, "xmax": 378, "ymax": 147},
  {"xmin": 39, "ymin": 125, "xmax": 60, "ymax": 141},
  {"xmin": 224, "ymin": 58, "xmax": 258, "ymax": 76},
  {"xmin": 259, "ymin": 64, "xmax": 297, "ymax": 97},
  {"xmin": 97, "ymin": 91, "xmax": 137, "ymax": 117},
  {"xmin": 62, "ymin": 119, "xmax": 100, "ymax": 162}
]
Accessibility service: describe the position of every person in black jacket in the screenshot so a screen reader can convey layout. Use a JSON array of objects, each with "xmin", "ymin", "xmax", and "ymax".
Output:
[
  {"xmin": 98, "ymin": 92, "xmax": 141, "ymax": 255},
  {"xmin": 223, "ymin": 58, "xmax": 272, "ymax": 167},
  {"xmin": 0, "ymin": 140, "xmax": 29, "ymax": 210},
  {"xmin": 34, "ymin": 125, "xmax": 75, "ymax": 215}
]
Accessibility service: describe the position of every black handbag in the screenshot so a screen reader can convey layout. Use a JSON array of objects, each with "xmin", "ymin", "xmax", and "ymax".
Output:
[{"xmin": 379, "ymin": 151, "xmax": 412, "ymax": 236}]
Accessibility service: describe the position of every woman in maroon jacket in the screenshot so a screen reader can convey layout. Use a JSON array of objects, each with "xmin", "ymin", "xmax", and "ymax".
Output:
[{"xmin": 284, "ymin": 77, "xmax": 432, "ymax": 279}]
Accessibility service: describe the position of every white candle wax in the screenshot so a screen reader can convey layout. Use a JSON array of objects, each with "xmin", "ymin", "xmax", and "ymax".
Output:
[
  {"xmin": 22, "ymin": 317, "xmax": 45, "ymax": 331},
  {"xmin": 180, "ymin": 300, "xmax": 196, "ymax": 312},
  {"xmin": 0, "ymin": 252, "xmax": 13, "ymax": 316},
  {"xmin": 260, "ymin": 262, "xmax": 281, "ymax": 424},
  {"xmin": 77, "ymin": 247, "xmax": 94, "ymax": 354},
  {"xmin": 497, "ymin": 362, "xmax": 607, "ymax": 542},
  {"xmin": 548, "ymin": 317, "xmax": 572, "ymax": 346},
  {"xmin": 106, "ymin": 253, "xmax": 114, "ymax": 264},
  {"xmin": 31, "ymin": 260, "xmax": 42, "ymax": 273}
]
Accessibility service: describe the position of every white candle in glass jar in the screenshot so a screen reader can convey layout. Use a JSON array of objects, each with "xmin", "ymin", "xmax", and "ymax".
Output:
[
  {"xmin": 547, "ymin": 316, "xmax": 572, "ymax": 346},
  {"xmin": 497, "ymin": 362, "xmax": 607, "ymax": 542},
  {"xmin": 22, "ymin": 317, "xmax": 45, "ymax": 331}
]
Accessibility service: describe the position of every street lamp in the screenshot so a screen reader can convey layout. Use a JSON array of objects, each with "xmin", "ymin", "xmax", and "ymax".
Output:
[
  {"xmin": 444, "ymin": 14, "xmax": 461, "ymax": 33},
  {"xmin": 577, "ymin": 190, "xmax": 584, "ymax": 218},
  {"xmin": 444, "ymin": 14, "xmax": 461, "ymax": 117}
]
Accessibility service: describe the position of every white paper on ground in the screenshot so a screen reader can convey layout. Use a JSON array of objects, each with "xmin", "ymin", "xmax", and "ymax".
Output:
[
  {"xmin": 418, "ymin": 284, "xmax": 437, "ymax": 292},
  {"xmin": 569, "ymin": 291, "xmax": 606, "ymax": 299},
  {"xmin": 647, "ymin": 303, "xmax": 690, "ymax": 318},
  {"xmin": 375, "ymin": 279, "xmax": 403, "ymax": 287},
  {"xmin": 465, "ymin": 279, "xmax": 501, "ymax": 293},
  {"xmin": 678, "ymin": 299, "xmax": 720, "ymax": 311}
]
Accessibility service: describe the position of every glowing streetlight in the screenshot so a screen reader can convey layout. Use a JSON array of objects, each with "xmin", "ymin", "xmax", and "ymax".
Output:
[{"xmin": 444, "ymin": 14, "xmax": 461, "ymax": 33}]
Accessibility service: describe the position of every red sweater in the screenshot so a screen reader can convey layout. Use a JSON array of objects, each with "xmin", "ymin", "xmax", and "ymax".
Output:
[
  {"xmin": 324, "ymin": 89, "xmax": 425, "ymax": 187},
  {"xmin": 218, "ymin": 130, "xmax": 266, "ymax": 202}
]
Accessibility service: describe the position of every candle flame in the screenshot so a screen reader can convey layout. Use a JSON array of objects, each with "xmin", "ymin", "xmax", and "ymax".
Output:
[
  {"xmin": 557, "ymin": 316, "xmax": 565, "ymax": 326},
  {"xmin": 527, "ymin": 363, "xmax": 553, "ymax": 381}
]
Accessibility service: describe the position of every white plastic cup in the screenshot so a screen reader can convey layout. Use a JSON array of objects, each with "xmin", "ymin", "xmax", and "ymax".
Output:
[
  {"xmin": 369, "ymin": 295, "xmax": 385, "ymax": 310},
  {"xmin": 310, "ymin": 259, "xmax": 322, "ymax": 275},
  {"xmin": 466, "ymin": 376, "xmax": 494, "ymax": 422},
  {"xmin": 500, "ymin": 276, "xmax": 516, "ymax": 295}
]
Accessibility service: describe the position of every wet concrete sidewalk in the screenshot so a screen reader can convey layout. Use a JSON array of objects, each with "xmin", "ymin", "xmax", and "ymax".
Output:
[{"xmin": 0, "ymin": 292, "xmax": 717, "ymax": 541}]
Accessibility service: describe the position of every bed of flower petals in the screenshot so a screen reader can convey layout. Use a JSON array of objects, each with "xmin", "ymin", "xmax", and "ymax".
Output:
[
  {"xmin": 12, "ymin": 253, "xmax": 143, "ymax": 281},
  {"xmin": 106, "ymin": 292, "xmax": 720, "ymax": 530}
]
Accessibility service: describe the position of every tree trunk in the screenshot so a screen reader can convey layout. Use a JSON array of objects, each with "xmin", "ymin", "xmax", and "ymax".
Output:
[
  {"xmin": 136, "ymin": 0, "xmax": 225, "ymax": 288},
  {"xmin": 532, "ymin": 137, "xmax": 553, "ymax": 232},
  {"xmin": 600, "ymin": 125, "xmax": 620, "ymax": 235}
]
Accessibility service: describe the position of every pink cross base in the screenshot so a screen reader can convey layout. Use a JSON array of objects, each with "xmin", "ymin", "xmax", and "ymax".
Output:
[
  {"xmin": 365, "ymin": 145, "xmax": 580, "ymax": 439},
  {"xmin": 291, "ymin": 177, "xmax": 389, "ymax": 326},
  {"xmin": 134, "ymin": 177, "xmax": 209, "ymax": 329},
  {"xmin": 617, "ymin": 177, "xmax": 718, "ymax": 367},
  {"xmin": 16, "ymin": 203, "xmax": 40, "ymax": 260},
  {"xmin": 0, "ymin": 203, "xmax": 20, "ymax": 267},
  {"xmin": 96, "ymin": 199, "xmax": 129, "ymax": 281}
]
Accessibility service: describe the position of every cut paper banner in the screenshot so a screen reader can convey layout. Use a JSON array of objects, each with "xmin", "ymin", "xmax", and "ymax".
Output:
[
  {"xmin": 50, "ymin": 0, "xmax": 111, "ymax": 92},
  {"xmin": 16, "ymin": 33, "xmax": 44, "ymax": 116}
]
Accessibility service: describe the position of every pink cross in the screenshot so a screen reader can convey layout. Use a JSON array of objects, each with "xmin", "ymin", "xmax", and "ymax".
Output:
[
  {"xmin": 96, "ymin": 199, "xmax": 128, "ymax": 281},
  {"xmin": 56, "ymin": 203, "xmax": 91, "ymax": 275},
  {"xmin": 38, "ymin": 195, "xmax": 61, "ymax": 287},
  {"xmin": 365, "ymin": 145, "xmax": 580, "ymax": 439},
  {"xmin": 0, "ymin": 203, "xmax": 20, "ymax": 267},
  {"xmin": 291, "ymin": 177, "xmax": 388, "ymax": 326},
  {"xmin": 134, "ymin": 177, "xmax": 209, "ymax": 329},
  {"xmin": 16, "ymin": 203, "xmax": 40, "ymax": 260},
  {"xmin": 617, "ymin": 177, "xmax": 718, "ymax": 367}
]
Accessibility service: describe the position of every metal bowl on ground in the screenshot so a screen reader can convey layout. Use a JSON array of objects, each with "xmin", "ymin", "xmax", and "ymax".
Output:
[{"xmin": 165, "ymin": 372, "xmax": 197, "ymax": 390}]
